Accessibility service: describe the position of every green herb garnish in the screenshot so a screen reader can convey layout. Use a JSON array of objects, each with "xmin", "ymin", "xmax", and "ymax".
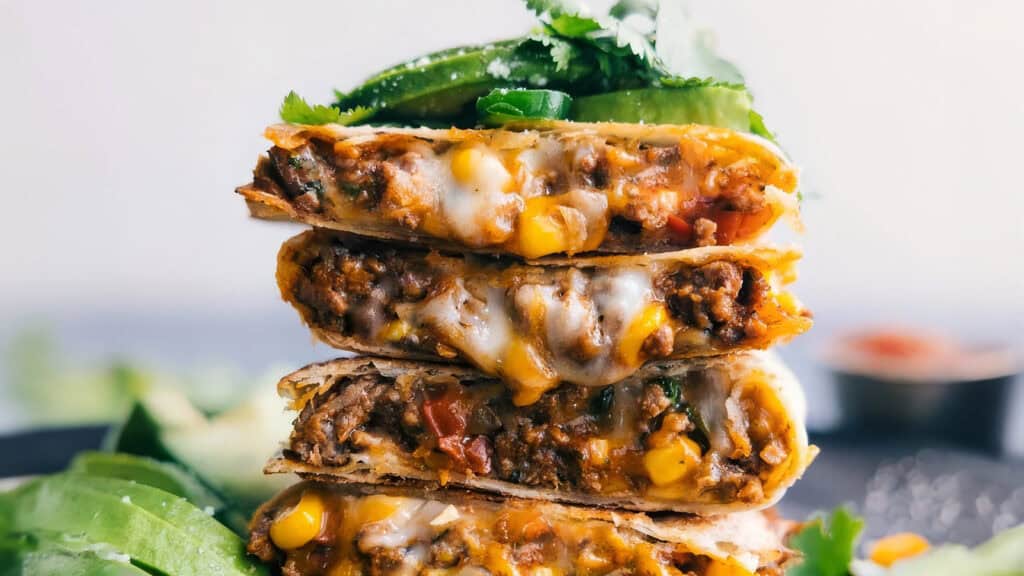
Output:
[
  {"xmin": 788, "ymin": 507, "xmax": 865, "ymax": 576},
  {"xmin": 656, "ymin": 377, "xmax": 681, "ymax": 406},
  {"xmin": 279, "ymin": 91, "xmax": 372, "ymax": 126}
]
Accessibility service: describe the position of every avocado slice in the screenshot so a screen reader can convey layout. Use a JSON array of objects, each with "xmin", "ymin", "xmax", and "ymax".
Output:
[
  {"xmin": 67, "ymin": 451, "xmax": 250, "ymax": 535},
  {"xmin": 7, "ymin": 474, "xmax": 265, "ymax": 575},
  {"xmin": 108, "ymin": 385, "xmax": 293, "ymax": 523},
  {"xmin": 337, "ymin": 40, "xmax": 597, "ymax": 124},
  {"xmin": 15, "ymin": 553, "xmax": 148, "ymax": 576},
  {"xmin": 0, "ymin": 531, "xmax": 148, "ymax": 576},
  {"xmin": 571, "ymin": 85, "xmax": 772, "ymax": 137}
]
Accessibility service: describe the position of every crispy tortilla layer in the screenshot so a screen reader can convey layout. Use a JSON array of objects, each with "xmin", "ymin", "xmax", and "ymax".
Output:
[
  {"xmin": 239, "ymin": 122, "xmax": 799, "ymax": 258},
  {"xmin": 248, "ymin": 482, "xmax": 795, "ymax": 576},
  {"xmin": 275, "ymin": 355, "xmax": 813, "ymax": 513},
  {"xmin": 278, "ymin": 230, "xmax": 811, "ymax": 404}
]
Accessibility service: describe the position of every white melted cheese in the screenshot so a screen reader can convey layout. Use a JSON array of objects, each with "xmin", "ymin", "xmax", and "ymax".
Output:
[
  {"xmin": 417, "ymin": 280, "xmax": 511, "ymax": 373},
  {"xmin": 513, "ymin": 138, "xmax": 563, "ymax": 198},
  {"xmin": 424, "ymin": 266, "xmax": 656, "ymax": 387},
  {"xmin": 358, "ymin": 498, "xmax": 447, "ymax": 550},
  {"xmin": 440, "ymin": 148, "xmax": 521, "ymax": 246},
  {"xmin": 594, "ymin": 268, "xmax": 653, "ymax": 341}
]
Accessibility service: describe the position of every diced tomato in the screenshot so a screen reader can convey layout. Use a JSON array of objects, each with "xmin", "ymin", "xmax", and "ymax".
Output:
[
  {"xmin": 465, "ymin": 436, "xmax": 493, "ymax": 475},
  {"xmin": 713, "ymin": 211, "xmax": 743, "ymax": 244},
  {"xmin": 422, "ymin": 389, "xmax": 468, "ymax": 439},
  {"xmin": 666, "ymin": 214, "xmax": 692, "ymax": 241},
  {"xmin": 436, "ymin": 436, "xmax": 467, "ymax": 468}
]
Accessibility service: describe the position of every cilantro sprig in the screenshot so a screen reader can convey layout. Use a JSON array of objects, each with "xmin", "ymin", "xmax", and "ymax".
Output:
[
  {"xmin": 788, "ymin": 507, "xmax": 865, "ymax": 576},
  {"xmin": 279, "ymin": 91, "xmax": 372, "ymax": 126}
]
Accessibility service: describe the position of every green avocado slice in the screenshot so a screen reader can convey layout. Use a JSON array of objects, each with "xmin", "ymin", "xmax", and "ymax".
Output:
[
  {"xmin": 336, "ymin": 40, "xmax": 597, "ymax": 123},
  {"xmin": 6, "ymin": 474, "xmax": 265, "ymax": 576},
  {"xmin": 570, "ymin": 86, "xmax": 773, "ymax": 138},
  {"xmin": 16, "ymin": 554, "xmax": 148, "ymax": 576},
  {"xmin": 0, "ymin": 531, "xmax": 148, "ymax": 576},
  {"xmin": 69, "ymin": 452, "xmax": 226, "ymax": 518},
  {"xmin": 107, "ymin": 386, "xmax": 292, "ymax": 534}
]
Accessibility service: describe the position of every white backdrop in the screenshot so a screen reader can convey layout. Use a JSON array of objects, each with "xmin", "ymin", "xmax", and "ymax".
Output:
[{"xmin": 1, "ymin": 0, "xmax": 1022, "ymax": 333}]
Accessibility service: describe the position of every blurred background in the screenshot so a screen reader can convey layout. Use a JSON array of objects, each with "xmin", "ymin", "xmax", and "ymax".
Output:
[{"xmin": 1, "ymin": 0, "xmax": 1022, "ymax": 545}]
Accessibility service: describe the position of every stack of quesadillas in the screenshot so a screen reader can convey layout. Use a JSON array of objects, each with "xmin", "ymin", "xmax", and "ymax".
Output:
[
  {"xmin": 236, "ymin": 5, "xmax": 816, "ymax": 575},
  {"xmin": 237, "ymin": 121, "xmax": 814, "ymax": 575}
]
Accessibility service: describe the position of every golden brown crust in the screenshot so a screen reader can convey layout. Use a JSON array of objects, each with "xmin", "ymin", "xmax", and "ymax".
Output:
[
  {"xmin": 249, "ymin": 481, "xmax": 797, "ymax": 575},
  {"xmin": 239, "ymin": 121, "xmax": 800, "ymax": 258},
  {"xmin": 276, "ymin": 228, "xmax": 811, "ymax": 385},
  {"xmin": 268, "ymin": 353, "xmax": 816, "ymax": 515}
]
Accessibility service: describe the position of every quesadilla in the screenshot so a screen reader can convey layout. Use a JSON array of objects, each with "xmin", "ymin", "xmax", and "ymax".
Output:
[
  {"xmin": 278, "ymin": 230, "xmax": 811, "ymax": 404},
  {"xmin": 248, "ymin": 482, "xmax": 797, "ymax": 576},
  {"xmin": 267, "ymin": 353, "xmax": 814, "ymax": 514},
  {"xmin": 239, "ymin": 121, "xmax": 799, "ymax": 259}
]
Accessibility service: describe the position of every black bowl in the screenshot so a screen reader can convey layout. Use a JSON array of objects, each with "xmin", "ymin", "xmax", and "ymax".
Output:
[{"xmin": 831, "ymin": 370, "xmax": 1019, "ymax": 452}]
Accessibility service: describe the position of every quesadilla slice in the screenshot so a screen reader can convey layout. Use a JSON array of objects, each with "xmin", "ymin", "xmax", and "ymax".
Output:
[
  {"xmin": 278, "ymin": 230, "xmax": 811, "ymax": 404},
  {"xmin": 267, "ymin": 353, "xmax": 814, "ymax": 514},
  {"xmin": 239, "ymin": 121, "xmax": 799, "ymax": 259},
  {"xmin": 248, "ymin": 482, "xmax": 797, "ymax": 576}
]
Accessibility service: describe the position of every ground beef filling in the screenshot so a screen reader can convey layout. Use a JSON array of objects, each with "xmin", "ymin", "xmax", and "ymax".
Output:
[
  {"xmin": 255, "ymin": 128, "xmax": 782, "ymax": 252},
  {"xmin": 285, "ymin": 371, "xmax": 786, "ymax": 503},
  {"xmin": 286, "ymin": 235, "xmax": 773, "ymax": 359}
]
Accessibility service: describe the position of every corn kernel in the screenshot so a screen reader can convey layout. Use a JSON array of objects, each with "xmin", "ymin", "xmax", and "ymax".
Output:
[
  {"xmin": 517, "ymin": 195, "xmax": 568, "ymax": 259},
  {"xmin": 269, "ymin": 490, "xmax": 325, "ymax": 550},
  {"xmin": 357, "ymin": 495, "xmax": 402, "ymax": 524},
  {"xmin": 706, "ymin": 561, "xmax": 754, "ymax": 576},
  {"xmin": 450, "ymin": 147, "xmax": 483, "ymax": 184},
  {"xmin": 618, "ymin": 303, "xmax": 669, "ymax": 367},
  {"xmin": 643, "ymin": 436, "xmax": 701, "ymax": 487},
  {"xmin": 378, "ymin": 319, "xmax": 412, "ymax": 342},
  {"xmin": 586, "ymin": 438, "xmax": 610, "ymax": 466},
  {"xmin": 869, "ymin": 533, "xmax": 930, "ymax": 567},
  {"xmin": 450, "ymin": 146, "xmax": 512, "ymax": 191},
  {"xmin": 503, "ymin": 337, "xmax": 557, "ymax": 406},
  {"xmin": 485, "ymin": 543, "xmax": 521, "ymax": 576}
]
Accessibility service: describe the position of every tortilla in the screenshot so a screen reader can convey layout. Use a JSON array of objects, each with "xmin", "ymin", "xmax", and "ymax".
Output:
[
  {"xmin": 277, "ymin": 230, "xmax": 812, "ymax": 402},
  {"xmin": 267, "ymin": 353, "xmax": 815, "ymax": 515},
  {"xmin": 238, "ymin": 121, "xmax": 800, "ymax": 259},
  {"xmin": 249, "ymin": 480, "xmax": 798, "ymax": 575}
]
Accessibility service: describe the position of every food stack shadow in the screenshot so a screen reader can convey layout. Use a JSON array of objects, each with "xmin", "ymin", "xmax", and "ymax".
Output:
[{"xmin": 240, "ymin": 122, "xmax": 815, "ymax": 575}]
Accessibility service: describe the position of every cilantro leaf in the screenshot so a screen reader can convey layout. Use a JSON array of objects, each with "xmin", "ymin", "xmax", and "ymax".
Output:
[
  {"xmin": 609, "ymin": 0, "xmax": 657, "ymax": 20},
  {"xmin": 788, "ymin": 507, "xmax": 865, "ymax": 576},
  {"xmin": 748, "ymin": 109, "xmax": 774, "ymax": 140},
  {"xmin": 548, "ymin": 14, "xmax": 602, "ymax": 37},
  {"xmin": 526, "ymin": 32, "xmax": 579, "ymax": 72},
  {"xmin": 523, "ymin": 0, "xmax": 663, "ymax": 75},
  {"xmin": 279, "ymin": 91, "xmax": 373, "ymax": 125},
  {"xmin": 600, "ymin": 14, "xmax": 659, "ymax": 65},
  {"xmin": 524, "ymin": 0, "xmax": 591, "ymax": 18}
]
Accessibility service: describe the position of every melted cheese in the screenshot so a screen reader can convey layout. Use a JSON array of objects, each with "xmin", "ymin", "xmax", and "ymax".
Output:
[
  {"xmin": 357, "ymin": 498, "xmax": 448, "ymax": 550},
  {"xmin": 442, "ymin": 146, "xmax": 521, "ymax": 246},
  {"xmin": 415, "ymin": 267, "xmax": 658, "ymax": 393},
  {"xmin": 594, "ymin": 268, "xmax": 655, "ymax": 352},
  {"xmin": 275, "ymin": 487, "xmax": 778, "ymax": 575},
  {"xmin": 418, "ymin": 280, "xmax": 511, "ymax": 373}
]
